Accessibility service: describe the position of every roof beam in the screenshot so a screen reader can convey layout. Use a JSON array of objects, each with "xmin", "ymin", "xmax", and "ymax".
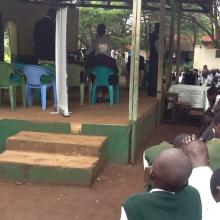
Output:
[{"xmin": 19, "ymin": 0, "xmax": 211, "ymax": 13}]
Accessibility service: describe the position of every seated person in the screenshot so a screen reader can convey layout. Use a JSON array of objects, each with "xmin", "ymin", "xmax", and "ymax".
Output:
[
  {"xmin": 121, "ymin": 148, "xmax": 202, "ymax": 220},
  {"xmin": 183, "ymin": 140, "xmax": 216, "ymax": 220},
  {"xmin": 125, "ymin": 55, "xmax": 146, "ymax": 88},
  {"xmin": 85, "ymin": 23, "xmax": 119, "ymax": 86}
]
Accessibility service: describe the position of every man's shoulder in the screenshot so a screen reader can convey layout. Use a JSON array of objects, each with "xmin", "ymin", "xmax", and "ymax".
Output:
[{"xmin": 123, "ymin": 192, "xmax": 151, "ymax": 206}]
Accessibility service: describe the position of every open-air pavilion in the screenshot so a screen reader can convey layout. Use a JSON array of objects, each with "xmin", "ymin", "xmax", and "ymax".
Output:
[{"xmin": 0, "ymin": 0, "xmax": 215, "ymax": 185}]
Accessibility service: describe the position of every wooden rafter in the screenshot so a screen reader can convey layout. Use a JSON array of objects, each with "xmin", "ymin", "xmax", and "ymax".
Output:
[{"xmin": 19, "ymin": 0, "xmax": 214, "ymax": 13}]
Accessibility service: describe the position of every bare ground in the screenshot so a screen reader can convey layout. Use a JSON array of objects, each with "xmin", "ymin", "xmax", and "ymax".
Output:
[{"xmin": 0, "ymin": 123, "xmax": 199, "ymax": 220}]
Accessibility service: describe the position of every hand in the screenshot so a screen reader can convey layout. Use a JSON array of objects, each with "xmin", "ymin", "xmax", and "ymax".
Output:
[{"xmin": 182, "ymin": 134, "xmax": 197, "ymax": 144}]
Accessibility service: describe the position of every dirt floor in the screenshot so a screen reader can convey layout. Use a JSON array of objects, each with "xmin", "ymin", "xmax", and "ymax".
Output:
[{"xmin": 0, "ymin": 123, "xmax": 199, "ymax": 220}]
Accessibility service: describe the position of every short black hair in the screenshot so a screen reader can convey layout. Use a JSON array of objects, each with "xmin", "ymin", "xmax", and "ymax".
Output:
[
  {"xmin": 214, "ymin": 112, "xmax": 220, "ymax": 125},
  {"xmin": 210, "ymin": 168, "xmax": 220, "ymax": 198}
]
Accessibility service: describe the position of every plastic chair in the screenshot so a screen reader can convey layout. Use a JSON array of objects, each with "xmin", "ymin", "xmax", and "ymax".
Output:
[
  {"xmin": 40, "ymin": 63, "xmax": 55, "ymax": 76},
  {"xmin": 0, "ymin": 62, "xmax": 26, "ymax": 111},
  {"xmin": 90, "ymin": 66, "xmax": 119, "ymax": 106},
  {"xmin": 22, "ymin": 65, "xmax": 57, "ymax": 111},
  {"xmin": 67, "ymin": 63, "xmax": 90, "ymax": 106}
]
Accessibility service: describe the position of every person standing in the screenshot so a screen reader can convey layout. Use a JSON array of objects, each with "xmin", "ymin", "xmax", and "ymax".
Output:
[
  {"xmin": 33, "ymin": 8, "xmax": 56, "ymax": 63},
  {"xmin": 148, "ymin": 23, "xmax": 159, "ymax": 97}
]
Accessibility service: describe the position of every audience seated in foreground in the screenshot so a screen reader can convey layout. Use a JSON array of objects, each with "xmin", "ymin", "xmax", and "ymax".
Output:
[{"xmin": 121, "ymin": 148, "xmax": 202, "ymax": 220}]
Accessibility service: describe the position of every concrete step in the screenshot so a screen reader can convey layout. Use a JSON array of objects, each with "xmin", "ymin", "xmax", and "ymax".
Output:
[
  {"xmin": 6, "ymin": 131, "xmax": 107, "ymax": 157},
  {"xmin": 0, "ymin": 150, "xmax": 105, "ymax": 186}
]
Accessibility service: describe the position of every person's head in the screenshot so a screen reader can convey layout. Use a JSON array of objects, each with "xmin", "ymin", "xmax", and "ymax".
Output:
[
  {"xmin": 210, "ymin": 168, "xmax": 220, "ymax": 202},
  {"xmin": 97, "ymin": 23, "xmax": 106, "ymax": 37},
  {"xmin": 154, "ymin": 23, "xmax": 160, "ymax": 34},
  {"xmin": 172, "ymin": 133, "xmax": 190, "ymax": 148},
  {"xmin": 149, "ymin": 148, "xmax": 192, "ymax": 192},
  {"xmin": 47, "ymin": 8, "xmax": 56, "ymax": 21},
  {"xmin": 182, "ymin": 140, "xmax": 209, "ymax": 168},
  {"xmin": 214, "ymin": 112, "xmax": 220, "ymax": 138},
  {"xmin": 203, "ymin": 65, "xmax": 208, "ymax": 70}
]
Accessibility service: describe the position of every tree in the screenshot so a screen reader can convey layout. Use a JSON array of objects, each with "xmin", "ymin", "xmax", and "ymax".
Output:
[{"xmin": 181, "ymin": 1, "xmax": 220, "ymax": 48}]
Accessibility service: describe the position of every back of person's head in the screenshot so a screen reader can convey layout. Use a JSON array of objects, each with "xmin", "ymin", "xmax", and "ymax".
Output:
[
  {"xmin": 150, "ymin": 148, "xmax": 192, "ymax": 192},
  {"xmin": 172, "ymin": 133, "xmax": 190, "ymax": 148},
  {"xmin": 47, "ymin": 8, "xmax": 56, "ymax": 20},
  {"xmin": 210, "ymin": 168, "xmax": 220, "ymax": 202},
  {"xmin": 97, "ymin": 23, "xmax": 106, "ymax": 36},
  {"xmin": 183, "ymin": 140, "xmax": 209, "ymax": 168}
]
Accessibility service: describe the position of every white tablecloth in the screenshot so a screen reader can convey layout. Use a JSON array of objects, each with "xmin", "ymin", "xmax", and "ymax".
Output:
[{"xmin": 169, "ymin": 84, "xmax": 209, "ymax": 110}]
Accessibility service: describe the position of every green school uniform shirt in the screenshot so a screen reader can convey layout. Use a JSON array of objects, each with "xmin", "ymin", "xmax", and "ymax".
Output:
[{"xmin": 123, "ymin": 185, "xmax": 202, "ymax": 220}]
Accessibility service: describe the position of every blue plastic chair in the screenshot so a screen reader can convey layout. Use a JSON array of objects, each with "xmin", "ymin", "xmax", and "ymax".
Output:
[
  {"xmin": 22, "ymin": 65, "xmax": 57, "ymax": 111},
  {"xmin": 90, "ymin": 66, "xmax": 119, "ymax": 106}
]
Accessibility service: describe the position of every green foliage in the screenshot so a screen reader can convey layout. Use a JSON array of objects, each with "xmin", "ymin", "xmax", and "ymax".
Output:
[{"xmin": 79, "ymin": 8, "xmax": 131, "ymax": 50}]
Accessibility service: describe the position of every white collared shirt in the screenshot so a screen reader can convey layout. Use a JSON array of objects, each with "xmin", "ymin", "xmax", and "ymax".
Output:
[{"xmin": 188, "ymin": 166, "xmax": 216, "ymax": 220}]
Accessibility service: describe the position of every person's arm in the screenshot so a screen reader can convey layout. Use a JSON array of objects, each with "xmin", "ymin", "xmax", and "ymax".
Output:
[{"xmin": 120, "ymin": 207, "xmax": 128, "ymax": 220}]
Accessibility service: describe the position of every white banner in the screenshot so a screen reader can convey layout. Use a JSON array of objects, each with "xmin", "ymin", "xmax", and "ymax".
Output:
[{"xmin": 55, "ymin": 7, "xmax": 70, "ymax": 116}]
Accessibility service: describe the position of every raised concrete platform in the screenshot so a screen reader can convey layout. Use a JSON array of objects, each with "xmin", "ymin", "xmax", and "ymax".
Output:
[{"xmin": 0, "ymin": 131, "xmax": 108, "ymax": 186}]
